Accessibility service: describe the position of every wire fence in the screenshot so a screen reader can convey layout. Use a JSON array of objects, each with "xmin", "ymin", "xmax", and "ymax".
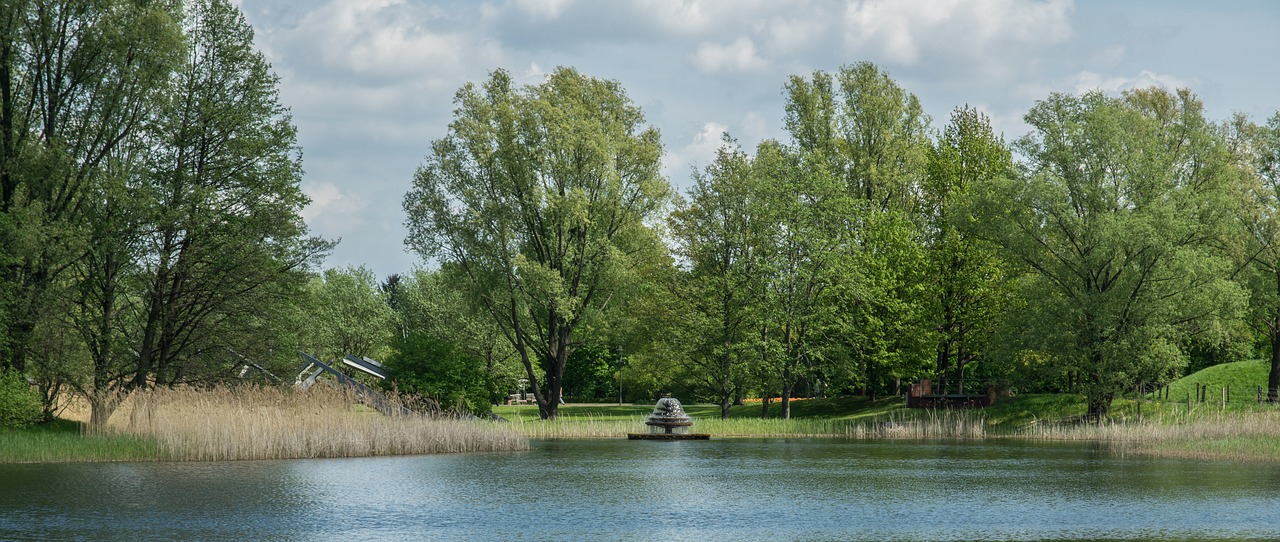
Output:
[{"xmin": 1128, "ymin": 381, "xmax": 1279, "ymax": 411}]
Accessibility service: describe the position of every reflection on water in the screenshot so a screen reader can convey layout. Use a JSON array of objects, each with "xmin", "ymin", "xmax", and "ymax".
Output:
[{"xmin": 2, "ymin": 438, "xmax": 1278, "ymax": 541}]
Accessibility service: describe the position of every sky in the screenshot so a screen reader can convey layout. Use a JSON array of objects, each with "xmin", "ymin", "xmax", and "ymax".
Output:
[{"xmin": 231, "ymin": 0, "xmax": 1280, "ymax": 279}]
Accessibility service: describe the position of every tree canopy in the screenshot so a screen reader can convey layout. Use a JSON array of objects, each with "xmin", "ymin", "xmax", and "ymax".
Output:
[{"xmin": 404, "ymin": 67, "xmax": 672, "ymax": 419}]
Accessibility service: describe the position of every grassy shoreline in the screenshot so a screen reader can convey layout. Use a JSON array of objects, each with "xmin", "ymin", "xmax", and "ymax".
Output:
[
  {"xmin": 494, "ymin": 395, "xmax": 1280, "ymax": 462},
  {"xmin": 7, "ymin": 388, "xmax": 1279, "ymax": 463}
]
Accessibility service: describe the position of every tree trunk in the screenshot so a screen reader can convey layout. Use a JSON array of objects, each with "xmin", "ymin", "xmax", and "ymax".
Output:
[
  {"xmin": 1269, "ymin": 325, "xmax": 1280, "ymax": 403},
  {"xmin": 936, "ymin": 338, "xmax": 952, "ymax": 395},
  {"xmin": 87, "ymin": 391, "xmax": 124, "ymax": 432},
  {"xmin": 760, "ymin": 394, "xmax": 770, "ymax": 419},
  {"xmin": 1086, "ymin": 392, "xmax": 1112, "ymax": 423},
  {"xmin": 781, "ymin": 383, "xmax": 793, "ymax": 420}
]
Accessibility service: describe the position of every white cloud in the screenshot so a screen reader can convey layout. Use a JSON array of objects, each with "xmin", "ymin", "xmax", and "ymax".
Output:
[
  {"xmin": 512, "ymin": 0, "xmax": 574, "ymax": 21},
  {"xmin": 843, "ymin": 0, "xmax": 1073, "ymax": 66},
  {"xmin": 1071, "ymin": 70, "xmax": 1194, "ymax": 95},
  {"xmin": 761, "ymin": 13, "xmax": 829, "ymax": 56},
  {"xmin": 632, "ymin": 0, "xmax": 771, "ymax": 35},
  {"xmin": 692, "ymin": 38, "xmax": 769, "ymax": 74},
  {"xmin": 664, "ymin": 121, "xmax": 731, "ymax": 181},
  {"xmin": 302, "ymin": 182, "xmax": 370, "ymax": 236},
  {"xmin": 277, "ymin": 0, "xmax": 503, "ymax": 81}
]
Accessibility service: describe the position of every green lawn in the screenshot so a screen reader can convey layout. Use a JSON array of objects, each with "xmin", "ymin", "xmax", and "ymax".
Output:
[{"xmin": 1160, "ymin": 359, "xmax": 1271, "ymax": 405}]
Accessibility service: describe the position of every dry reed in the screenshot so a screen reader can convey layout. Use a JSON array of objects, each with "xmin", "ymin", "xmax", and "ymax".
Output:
[
  {"xmin": 1018, "ymin": 409, "xmax": 1280, "ymax": 461},
  {"xmin": 117, "ymin": 385, "xmax": 527, "ymax": 460}
]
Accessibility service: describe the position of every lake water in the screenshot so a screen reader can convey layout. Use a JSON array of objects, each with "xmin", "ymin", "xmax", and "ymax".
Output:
[{"xmin": 2, "ymin": 438, "xmax": 1279, "ymax": 541}]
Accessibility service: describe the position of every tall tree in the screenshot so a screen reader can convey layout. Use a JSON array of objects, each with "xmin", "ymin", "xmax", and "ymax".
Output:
[
  {"xmin": 785, "ymin": 62, "xmax": 931, "ymax": 212},
  {"xmin": 670, "ymin": 137, "xmax": 768, "ymax": 418},
  {"xmin": 972, "ymin": 89, "xmax": 1246, "ymax": 420},
  {"xmin": 404, "ymin": 68, "xmax": 671, "ymax": 419},
  {"xmin": 782, "ymin": 62, "xmax": 934, "ymax": 400},
  {"xmin": 924, "ymin": 106, "xmax": 1013, "ymax": 393},
  {"xmin": 0, "ymin": 0, "xmax": 182, "ymax": 373},
  {"xmin": 127, "ymin": 0, "xmax": 326, "ymax": 391},
  {"xmin": 755, "ymin": 140, "xmax": 856, "ymax": 418},
  {"xmin": 1237, "ymin": 111, "xmax": 1280, "ymax": 402}
]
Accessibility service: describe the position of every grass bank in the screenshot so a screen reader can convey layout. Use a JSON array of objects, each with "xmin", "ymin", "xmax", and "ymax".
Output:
[
  {"xmin": 0, "ymin": 419, "xmax": 161, "ymax": 463},
  {"xmin": 2, "ymin": 385, "xmax": 527, "ymax": 463},
  {"xmin": 497, "ymin": 394, "xmax": 1280, "ymax": 462}
]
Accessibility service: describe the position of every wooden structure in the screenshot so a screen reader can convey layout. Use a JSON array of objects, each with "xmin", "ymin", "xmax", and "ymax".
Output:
[
  {"xmin": 296, "ymin": 352, "xmax": 412, "ymax": 417},
  {"xmin": 906, "ymin": 379, "xmax": 997, "ymax": 409}
]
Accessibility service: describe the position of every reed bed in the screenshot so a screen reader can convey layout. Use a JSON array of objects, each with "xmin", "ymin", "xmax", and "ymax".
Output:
[
  {"xmin": 1017, "ymin": 409, "xmax": 1280, "ymax": 461},
  {"xmin": 118, "ymin": 385, "xmax": 527, "ymax": 461}
]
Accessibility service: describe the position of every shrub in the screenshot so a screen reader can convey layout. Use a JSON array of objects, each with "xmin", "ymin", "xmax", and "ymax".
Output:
[{"xmin": 0, "ymin": 369, "xmax": 42, "ymax": 429}]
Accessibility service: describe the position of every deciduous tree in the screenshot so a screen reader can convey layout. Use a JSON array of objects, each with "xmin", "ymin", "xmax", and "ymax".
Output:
[
  {"xmin": 404, "ymin": 68, "xmax": 671, "ymax": 419},
  {"xmin": 972, "ymin": 89, "xmax": 1246, "ymax": 420}
]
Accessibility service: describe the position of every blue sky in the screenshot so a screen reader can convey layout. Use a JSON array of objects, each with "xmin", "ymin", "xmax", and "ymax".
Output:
[{"xmin": 232, "ymin": 0, "xmax": 1280, "ymax": 279}]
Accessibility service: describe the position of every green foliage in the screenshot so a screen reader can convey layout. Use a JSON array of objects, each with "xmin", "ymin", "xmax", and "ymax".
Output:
[
  {"xmin": 923, "ymin": 106, "xmax": 1013, "ymax": 393},
  {"xmin": 393, "ymin": 268, "xmax": 523, "ymax": 404},
  {"xmin": 385, "ymin": 332, "xmax": 492, "ymax": 416},
  {"xmin": 670, "ymin": 137, "xmax": 771, "ymax": 415},
  {"xmin": 1236, "ymin": 110, "xmax": 1280, "ymax": 401},
  {"xmin": 0, "ymin": 369, "xmax": 42, "ymax": 428},
  {"xmin": 404, "ymin": 67, "xmax": 672, "ymax": 419},
  {"xmin": 781, "ymin": 62, "xmax": 935, "ymax": 403},
  {"xmin": 562, "ymin": 341, "xmax": 619, "ymax": 402},
  {"xmin": 971, "ymin": 89, "xmax": 1248, "ymax": 419},
  {"xmin": 305, "ymin": 266, "xmax": 395, "ymax": 361}
]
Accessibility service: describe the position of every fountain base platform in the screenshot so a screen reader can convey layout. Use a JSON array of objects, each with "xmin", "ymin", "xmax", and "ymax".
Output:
[{"xmin": 627, "ymin": 433, "xmax": 710, "ymax": 440}]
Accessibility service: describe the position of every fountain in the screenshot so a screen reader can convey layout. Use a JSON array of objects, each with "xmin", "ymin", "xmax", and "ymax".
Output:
[{"xmin": 627, "ymin": 396, "xmax": 710, "ymax": 440}]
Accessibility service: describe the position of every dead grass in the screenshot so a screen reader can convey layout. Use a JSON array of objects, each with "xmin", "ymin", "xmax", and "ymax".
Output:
[
  {"xmin": 110, "ymin": 385, "xmax": 527, "ymax": 460},
  {"xmin": 1018, "ymin": 409, "xmax": 1280, "ymax": 462}
]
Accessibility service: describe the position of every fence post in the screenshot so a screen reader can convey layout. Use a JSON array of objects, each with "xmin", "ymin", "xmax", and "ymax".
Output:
[{"xmin": 1221, "ymin": 386, "xmax": 1226, "ymax": 412}]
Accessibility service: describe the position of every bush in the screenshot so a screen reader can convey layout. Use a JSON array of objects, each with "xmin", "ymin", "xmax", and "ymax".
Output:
[{"xmin": 0, "ymin": 369, "xmax": 42, "ymax": 429}]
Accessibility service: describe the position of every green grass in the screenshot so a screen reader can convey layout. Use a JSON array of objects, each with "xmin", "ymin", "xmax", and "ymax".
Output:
[
  {"xmin": 1160, "ymin": 359, "xmax": 1271, "ymax": 405},
  {"xmin": 494, "ymin": 397, "xmax": 979, "ymax": 439},
  {"xmin": 0, "ymin": 419, "xmax": 162, "ymax": 463},
  {"xmin": 494, "ymin": 396, "xmax": 903, "ymax": 423},
  {"xmin": 982, "ymin": 393, "xmax": 1088, "ymax": 429}
]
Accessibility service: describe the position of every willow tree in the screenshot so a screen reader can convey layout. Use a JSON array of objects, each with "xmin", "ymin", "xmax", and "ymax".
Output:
[
  {"xmin": 404, "ymin": 68, "xmax": 671, "ymax": 419},
  {"xmin": 973, "ymin": 89, "xmax": 1246, "ymax": 420}
]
